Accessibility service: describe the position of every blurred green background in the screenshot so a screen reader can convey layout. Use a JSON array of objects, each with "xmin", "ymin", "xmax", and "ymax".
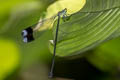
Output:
[{"xmin": 1, "ymin": 0, "xmax": 120, "ymax": 80}]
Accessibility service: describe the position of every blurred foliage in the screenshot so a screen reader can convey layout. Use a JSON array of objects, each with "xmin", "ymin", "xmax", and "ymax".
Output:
[
  {"xmin": 0, "ymin": 39, "xmax": 19, "ymax": 80},
  {"xmin": 87, "ymin": 37, "xmax": 120, "ymax": 72}
]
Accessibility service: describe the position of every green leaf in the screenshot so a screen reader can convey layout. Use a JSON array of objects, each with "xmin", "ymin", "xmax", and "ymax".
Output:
[{"xmin": 49, "ymin": 0, "xmax": 120, "ymax": 57}]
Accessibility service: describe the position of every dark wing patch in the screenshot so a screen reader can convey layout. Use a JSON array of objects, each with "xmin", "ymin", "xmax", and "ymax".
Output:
[{"xmin": 22, "ymin": 27, "xmax": 34, "ymax": 43}]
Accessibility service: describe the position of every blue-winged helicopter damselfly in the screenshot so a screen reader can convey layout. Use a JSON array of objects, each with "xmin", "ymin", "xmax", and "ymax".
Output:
[{"xmin": 21, "ymin": 8, "xmax": 68, "ymax": 78}]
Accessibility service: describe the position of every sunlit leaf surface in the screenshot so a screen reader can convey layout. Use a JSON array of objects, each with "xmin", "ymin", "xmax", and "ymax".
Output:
[{"xmin": 46, "ymin": 0, "xmax": 86, "ymax": 18}]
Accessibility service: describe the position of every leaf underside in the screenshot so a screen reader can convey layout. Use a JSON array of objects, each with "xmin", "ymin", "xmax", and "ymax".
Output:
[{"xmin": 50, "ymin": 0, "xmax": 120, "ymax": 57}]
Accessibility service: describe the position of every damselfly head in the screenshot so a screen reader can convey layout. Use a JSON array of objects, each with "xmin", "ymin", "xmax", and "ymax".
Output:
[{"xmin": 22, "ymin": 27, "xmax": 34, "ymax": 43}]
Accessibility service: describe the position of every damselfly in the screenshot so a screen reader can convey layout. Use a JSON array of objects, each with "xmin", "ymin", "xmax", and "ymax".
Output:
[{"xmin": 21, "ymin": 8, "xmax": 68, "ymax": 78}]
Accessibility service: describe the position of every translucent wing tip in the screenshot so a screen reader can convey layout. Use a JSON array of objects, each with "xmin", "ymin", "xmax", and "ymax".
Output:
[{"xmin": 21, "ymin": 27, "xmax": 34, "ymax": 43}]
